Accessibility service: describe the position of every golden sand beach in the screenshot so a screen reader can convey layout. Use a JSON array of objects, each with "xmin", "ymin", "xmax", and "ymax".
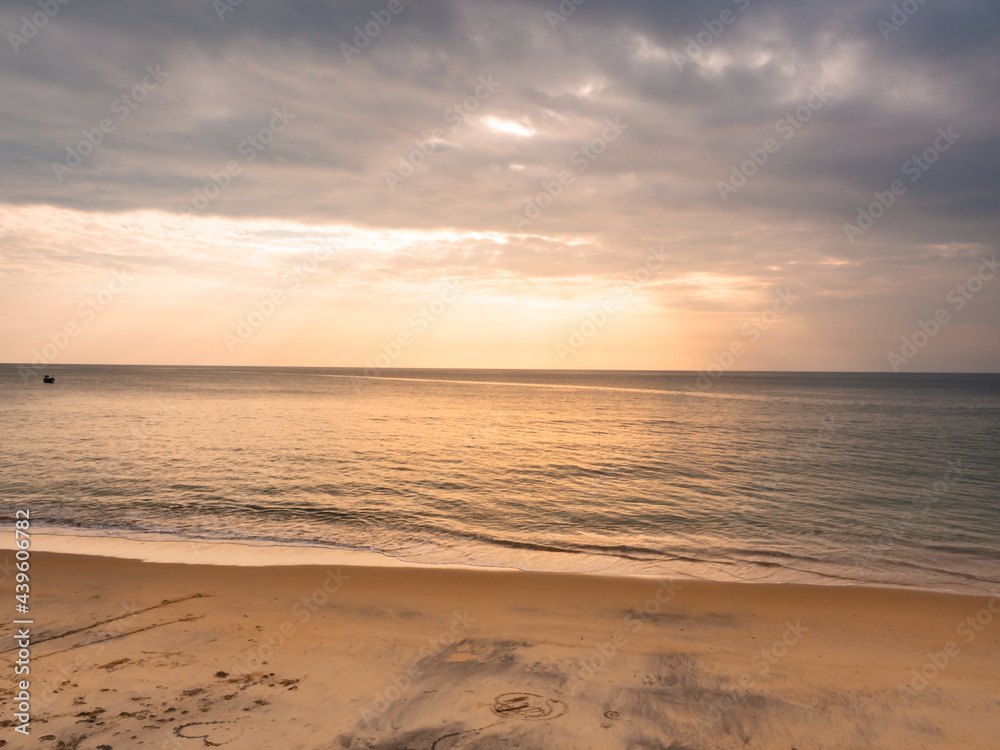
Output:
[{"xmin": 2, "ymin": 537, "xmax": 999, "ymax": 749}]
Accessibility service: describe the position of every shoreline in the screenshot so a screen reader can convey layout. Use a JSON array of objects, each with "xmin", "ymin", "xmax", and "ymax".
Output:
[
  {"xmin": 2, "ymin": 547, "xmax": 999, "ymax": 748},
  {"xmin": 0, "ymin": 527, "xmax": 463, "ymax": 570},
  {"xmin": 2, "ymin": 527, "xmax": 996, "ymax": 599}
]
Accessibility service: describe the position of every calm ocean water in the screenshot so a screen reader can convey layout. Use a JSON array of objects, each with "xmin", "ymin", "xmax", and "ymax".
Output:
[{"xmin": 1, "ymin": 365, "xmax": 998, "ymax": 594}]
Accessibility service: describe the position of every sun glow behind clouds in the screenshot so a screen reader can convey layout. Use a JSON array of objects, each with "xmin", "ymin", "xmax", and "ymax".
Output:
[
  {"xmin": 482, "ymin": 117, "xmax": 536, "ymax": 137},
  {"xmin": 1, "ymin": 204, "xmax": 705, "ymax": 368},
  {"xmin": 0, "ymin": 205, "xmax": 514, "ymax": 262}
]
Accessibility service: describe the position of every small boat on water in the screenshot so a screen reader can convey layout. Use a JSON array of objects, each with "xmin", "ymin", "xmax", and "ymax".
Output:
[{"xmin": 43, "ymin": 375, "xmax": 55, "ymax": 383}]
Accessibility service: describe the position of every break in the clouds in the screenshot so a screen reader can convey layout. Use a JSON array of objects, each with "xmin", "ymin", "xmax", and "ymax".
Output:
[{"xmin": 0, "ymin": 0, "xmax": 997, "ymax": 371}]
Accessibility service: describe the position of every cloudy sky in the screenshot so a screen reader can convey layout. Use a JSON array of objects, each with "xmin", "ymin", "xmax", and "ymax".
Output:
[{"xmin": 1, "ymin": 0, "xmax": 997, "ymax": 371}]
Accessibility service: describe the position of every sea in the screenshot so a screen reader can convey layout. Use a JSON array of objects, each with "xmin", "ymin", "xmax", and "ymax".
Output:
[{"xmin": 1, "ymin": 365, "xmax": 998, "ymax": 595}]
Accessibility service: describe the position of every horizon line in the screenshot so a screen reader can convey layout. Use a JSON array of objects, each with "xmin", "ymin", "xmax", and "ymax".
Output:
[{"xmin": 4, "ymin": 363, "xmax": 999, "ymax": 376}]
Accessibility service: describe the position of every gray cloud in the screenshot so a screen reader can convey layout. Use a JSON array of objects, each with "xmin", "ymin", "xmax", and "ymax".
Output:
[{"xmin": 1, "ymin": 0, "xmax": 998, "ymax": 369}]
